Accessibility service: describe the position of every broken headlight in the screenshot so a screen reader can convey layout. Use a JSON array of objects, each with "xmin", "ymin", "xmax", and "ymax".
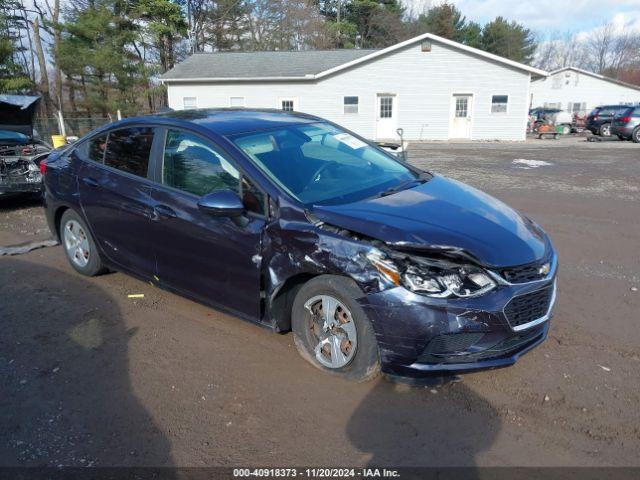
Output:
[{"xmin": 367, "ymin": 251, "xmax": 496, "ymax": 298}]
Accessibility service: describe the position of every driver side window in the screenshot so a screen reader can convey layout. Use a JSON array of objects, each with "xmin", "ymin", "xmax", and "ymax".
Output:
[{"xmin": 163, "ymin": 130, "xmax": 240, "ymax": 197}]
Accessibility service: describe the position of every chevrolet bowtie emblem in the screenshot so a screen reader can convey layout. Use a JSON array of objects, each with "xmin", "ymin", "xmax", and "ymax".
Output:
[{"xmin": 539, "ymin": 263, "xmax": 551, "ymax": 276}]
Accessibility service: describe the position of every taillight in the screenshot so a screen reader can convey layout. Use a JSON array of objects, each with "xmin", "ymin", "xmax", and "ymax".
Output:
[
  {"xmin": 39, "ymin": 159, "xmax": 47, "ymax": 175},
  {"xmin": 619, "ymin": 116, "xmax": 631, "ymax": 123},
  {"xmin": 593, "ymin": 114, "xmax": 599, "ymax": 120}
]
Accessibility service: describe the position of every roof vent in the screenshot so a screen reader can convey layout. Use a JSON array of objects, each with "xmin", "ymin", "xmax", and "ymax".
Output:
[{"xmin": 421, "ymin": 41, "xmax": 432, "ymax": 52}]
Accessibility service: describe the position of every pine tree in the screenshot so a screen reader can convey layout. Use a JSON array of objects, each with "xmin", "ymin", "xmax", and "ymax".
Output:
[
  {"xmin": 0, "ymin": 0, "xmax": 32, "ymax": 93},
  {"xmin": 481, "ymin": 17, "xmax": 537, "ymax": 64}
]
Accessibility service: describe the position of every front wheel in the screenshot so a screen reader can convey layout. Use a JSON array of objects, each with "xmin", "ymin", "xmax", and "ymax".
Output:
[
  {"xmin": 632, "ymin": 127, "xmax": 640, "ymax": 143},
  {"xmin": 60, "ymin": 209, "xmax": 105, "ymax": 276},
  {"xmin": 291, "ymin": 275, "xmax": 381, "ymax": 382}
]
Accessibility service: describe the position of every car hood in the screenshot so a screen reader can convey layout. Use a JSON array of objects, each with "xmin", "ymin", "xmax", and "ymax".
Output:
[
  {"xmin": 311, "ymin": 174, "xmax": 548, "ymax": 267},
  {"xmin": 0, "ymin": 95, "xmax": 40, "ymax": 139}
]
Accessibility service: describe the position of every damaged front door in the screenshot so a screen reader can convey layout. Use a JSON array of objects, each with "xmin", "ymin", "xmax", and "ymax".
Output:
[{"xmin": 150, "ymin": 129, "xmax": 265, "ymax": 320}]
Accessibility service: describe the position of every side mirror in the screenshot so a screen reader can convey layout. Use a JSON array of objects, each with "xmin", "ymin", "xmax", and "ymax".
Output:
[{"xmin": 197, "ymin": 189, "xmax": 245, "ymax": 217}]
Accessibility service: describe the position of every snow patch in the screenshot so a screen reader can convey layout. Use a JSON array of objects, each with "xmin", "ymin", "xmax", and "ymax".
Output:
[{"xmin": 512, "ymin": 159, "xmax": 554, "ymax": 169}]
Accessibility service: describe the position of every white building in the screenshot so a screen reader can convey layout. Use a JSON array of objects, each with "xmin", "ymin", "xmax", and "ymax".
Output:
[
  {"xmin": 161, "ymin": 33, "xmax": 546, "ymax": 142},
  {"xmin": 530, "ymin": 67, "xmax": 640, "ymax": 115}
]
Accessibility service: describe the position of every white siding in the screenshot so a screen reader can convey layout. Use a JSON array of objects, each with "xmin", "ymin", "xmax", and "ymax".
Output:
[
  {"xmin": 530, "ymin": 69, "xmax": 640, "ymax": 113},
  {"xmin": 166, "ymin": 41, "xmax": 531, "ymax": 141}
]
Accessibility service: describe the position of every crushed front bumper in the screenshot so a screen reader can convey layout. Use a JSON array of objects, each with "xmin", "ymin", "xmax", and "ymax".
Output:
[
  {"xmin": 358, "ymin": 256, "xmax": 557, "ymax": 378},
  {"xmin": 0, "ymin": 180, "xmax": 42, "ymax": 194},
  {"xmin": 0, "ymin": 162, "xmax": 43, "ymax": 195}
]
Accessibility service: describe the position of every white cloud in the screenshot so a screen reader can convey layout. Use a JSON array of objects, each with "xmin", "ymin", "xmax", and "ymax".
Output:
[{"xmin": 401, "ymin": 0, "xmax": 640, "ymax": 34}]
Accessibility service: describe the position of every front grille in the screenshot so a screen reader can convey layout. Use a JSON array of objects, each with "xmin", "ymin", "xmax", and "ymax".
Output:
[
  {"xmin": 501, "ymin": 256, "xmax": 551, "ymax": 283},
  {"xmin": 423, "ymin": 332, "xmax": 485, "ymax": 355},
  {"xmin": 504, "ymin": 285, "xmax": 554, "ymax": 328}
]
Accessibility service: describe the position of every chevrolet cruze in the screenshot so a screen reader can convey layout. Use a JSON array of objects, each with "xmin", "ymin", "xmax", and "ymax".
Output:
[{"xmin": 42, "ymin": 109, "xmax": 557, "ymax": 382}]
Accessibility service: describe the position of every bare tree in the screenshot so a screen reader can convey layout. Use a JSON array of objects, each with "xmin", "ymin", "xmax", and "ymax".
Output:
[
  {"xmin": 585, "ymin": 21, "xmax": 640, "ymax": 76},
  {"xmin": 534, "ymin": 31, "xmax": 590, "ymax": 71}
]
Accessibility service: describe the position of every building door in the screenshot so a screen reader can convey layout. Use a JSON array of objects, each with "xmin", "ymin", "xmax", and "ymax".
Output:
[
  {"xmin": 450, "ymin": 94, "xmax": 473, "ymax": 139},
  {"xmin": 376, "ymin": 94, "xmax": 397, "ymax": 139}
]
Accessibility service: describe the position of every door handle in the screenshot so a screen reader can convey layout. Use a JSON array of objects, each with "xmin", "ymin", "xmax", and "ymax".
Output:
[
  {"xmin": 82, "ymin": 177, "xmax": 99, "ymax": 187},
  {"xmin": 151, "ymin": 204, "xmax": 177, "ymax": 221}
]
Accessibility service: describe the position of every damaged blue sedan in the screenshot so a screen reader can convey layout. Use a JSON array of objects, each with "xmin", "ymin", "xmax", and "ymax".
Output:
[{"xmin": 42, "ymin": 109, "xmax": 557, "ymax": 382}]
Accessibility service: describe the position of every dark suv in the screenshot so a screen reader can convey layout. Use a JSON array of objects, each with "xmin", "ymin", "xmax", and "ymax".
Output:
[
  {"xmin": 586, "ymin": 105, "xmax": 628, "ymax": 136},
  {"xmin": 611, "ymin": 106, "xmax": 640, "ymax": 142},
  {"xmin": 42, "ymin": 109, "xmax": 557, "ymax": 382}
]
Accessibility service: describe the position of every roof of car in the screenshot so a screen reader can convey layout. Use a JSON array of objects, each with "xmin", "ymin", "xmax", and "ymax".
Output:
[{"xmin": 123, "ymin": 108, "xmax": 325, "ymax": 136}]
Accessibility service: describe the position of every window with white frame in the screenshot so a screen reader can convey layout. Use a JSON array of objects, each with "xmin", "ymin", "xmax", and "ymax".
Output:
[
  {"xmin": 379, "ymin": 96, "xmax": 393, "ymax": 118},
  {"xmin": 344, "ymin": 96, "xmax": 359, "ymax": 114},
  {"xmin": 281, "ymin": 99, "xmax": 295, "ymax": 111},
  {"xmin": 569, "ymin": 102, "xmax": 586, "ymax": 114},
  {"xmin": 491, "ymin": 95, "xmax": 508, "ymax": 113},
  {"xmin": 230, "ymin": 97, "xmax": 245, "ymax": 108},
  {"xmin": 183, "ymin": 97, "xmax": 197, "ymax": 109}
]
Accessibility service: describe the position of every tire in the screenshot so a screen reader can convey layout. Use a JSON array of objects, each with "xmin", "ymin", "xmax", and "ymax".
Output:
[
  {"xmin": 291, "ymin": 275, "xmax": 381, "ymax": 382},
  {"xmin": 560, "ymin": 124, "xmax": 571, "ymax": 135},
  {"xmin": 60, "ymin": 209, "xmax": 105, "ymax": 276},
  {"xmin": 599, "ymin": 123, "xmax": 611, "ymax": 137},
  {"xmin": 632, "ymin": 127, "xmax": 640, "ymax": 144}
]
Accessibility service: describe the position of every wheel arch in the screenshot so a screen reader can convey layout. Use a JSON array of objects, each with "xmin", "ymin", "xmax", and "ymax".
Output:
[
  {"xmin": 53, "ymin": 205, "xmax": 70, "ymax": 241},
  {"xmin": 268, "ymin": 272, "xmax": 365, "ymax": 333}
]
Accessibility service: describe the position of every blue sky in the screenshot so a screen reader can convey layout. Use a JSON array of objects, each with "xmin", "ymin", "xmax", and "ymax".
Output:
[{"xmin": 402, "ymin": 0, "xmax": 640, "ymax": 35}]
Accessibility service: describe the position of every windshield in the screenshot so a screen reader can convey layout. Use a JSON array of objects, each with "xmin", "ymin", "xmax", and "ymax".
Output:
[
  {"xmin": 232, "ymin": 122, "xmax": 418, "ymax": 206},
  {"xmin": 0, "ymin": 129, "xmax": 30, "ymax": 143}
]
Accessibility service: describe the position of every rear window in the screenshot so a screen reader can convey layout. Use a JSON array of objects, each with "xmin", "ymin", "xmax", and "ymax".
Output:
[
  {"xmin": 104, "ymin": 127, "xmax": 154, "ymax": 178},
  {"xmin": 76, "ymin": 134, "xmax": 107, "ymax": 163}
]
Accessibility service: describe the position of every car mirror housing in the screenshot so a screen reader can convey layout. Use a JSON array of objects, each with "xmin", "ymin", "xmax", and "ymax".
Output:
[{"xmin": 197, "ymin": 189, "xmax": 245, "ymax": 217}]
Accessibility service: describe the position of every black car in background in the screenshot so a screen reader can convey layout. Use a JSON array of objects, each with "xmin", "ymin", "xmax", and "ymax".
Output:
[
  {"xmin": 611, "ymin": 106, "xmax": 640, "ymax": 142},
  {"xmin": 585, "ymin": 105, "xmax": 629, "ymax": 136}
]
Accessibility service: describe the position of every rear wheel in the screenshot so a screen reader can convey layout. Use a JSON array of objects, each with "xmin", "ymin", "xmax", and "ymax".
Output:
[
  {"xmin": 560, "ymin": 124, "xmax": 571, "ymax": 135},
  {"xmin": 599, "ymin": 123, "xmax": 611, "ymax": 137},
  {"xmin": 291, "ymin": 275, "xmax": 380, "ymax": 382},
  {"xmin": 632, "ymin": 127, "xmax": 640, "ymax": 143},
  {"xmin": 60, "ymin": 209, "xmax": 105, "ymax": 276}
]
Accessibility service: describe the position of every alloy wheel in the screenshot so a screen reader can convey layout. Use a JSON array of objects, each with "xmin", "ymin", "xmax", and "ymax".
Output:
[
  {"xmin": 304, "ymin": 295, "xmax": 358, "ymax": 369},
  {"xmin": 63, "ymin": 220, "xmax": 91, "ymax": 268}
]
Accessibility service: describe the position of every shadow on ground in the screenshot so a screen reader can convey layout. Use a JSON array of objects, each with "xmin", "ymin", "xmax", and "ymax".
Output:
[
  {"xmin": 0, "ymin": 193, "xmax": 42, "ymax": 211},
  {"xmin": 0, "ymin": 257, "xmax": 173, "ymax": 467},
  {"xmin": 346, "ymin": 379, "xmax": 500, "ymax": 469}
]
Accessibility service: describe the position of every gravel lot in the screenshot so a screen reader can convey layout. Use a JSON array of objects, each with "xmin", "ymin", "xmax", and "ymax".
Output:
[{"xmin": 1, "ymin": 136, "xmax": 639, "ymax": 468}]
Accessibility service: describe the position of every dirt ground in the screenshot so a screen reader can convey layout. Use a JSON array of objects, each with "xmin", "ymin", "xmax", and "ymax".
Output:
[{"xmin": 1, "ymin": 135, "xmax": 639, "ymax": 468}]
